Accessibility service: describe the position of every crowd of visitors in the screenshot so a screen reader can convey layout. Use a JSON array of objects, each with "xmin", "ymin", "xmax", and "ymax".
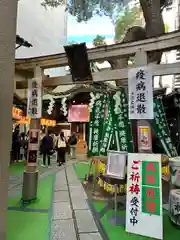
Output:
[
  {"xmin": 41, "ymin": 131, "xmax": 77, "ymax": 167},
  {"xmin": 11, "ymin": 126, "xmax": 78, "ymax": 167},
  {"xmin": 11, "ymin": 126, "xmax": 28, "ymax": 163}
]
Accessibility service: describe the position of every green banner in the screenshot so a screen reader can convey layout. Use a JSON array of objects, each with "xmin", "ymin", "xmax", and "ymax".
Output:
[
  {"xmin": 153, "ymin": 98, "xmax": 178, "ymax": 157},
  {"xmin": 99, "ymin": 95, "xmax": 114, "ymax": 156},
  {"xmin": 88, "ymin": 93, "xmax": 107, "ymax": 156},
  {"xmin": 113, "ymin": 89, "xmax": 134, "ymax": 152}
]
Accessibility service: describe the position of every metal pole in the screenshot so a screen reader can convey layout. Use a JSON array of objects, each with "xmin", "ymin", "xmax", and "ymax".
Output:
[
  {"xmin": 114, "ymin": 184, "xmax": 118, "ymax": 224},
  {"xmin": 0, "ymin": 0, "xmax": 18, "ymax": 237}
]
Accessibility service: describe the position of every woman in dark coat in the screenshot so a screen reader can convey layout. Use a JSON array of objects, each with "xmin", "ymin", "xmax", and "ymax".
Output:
[
  {"xmin": 41, "ymin": 130, "xmax": 53, "ymax": 167},
  {"xmin": 11, "ymin": 129, "xmax": 20, "ymax": 162}
]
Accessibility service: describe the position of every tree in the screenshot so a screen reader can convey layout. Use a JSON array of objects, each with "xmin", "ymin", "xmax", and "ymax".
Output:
[
  {"xmin": 115, "ymin": 5, "xmax": 143, "ymax": 41},
  {"xmin": 93, "ymin": 35, "xmax": 106, "ymax": 47},
  {"xmin": 41, "ymin": 0, "xmax": 172, "ymax": 84},
  {"xmin": 68, "ymin": 41, "xmax": 77, "ymax": 45}
]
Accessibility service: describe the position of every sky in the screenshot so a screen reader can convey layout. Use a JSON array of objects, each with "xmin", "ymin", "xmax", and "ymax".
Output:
[
  {"xmin": 16, "ymin": 0, "xmax": 115, "ymax": 59},
  {"xmin": 67, "ymin": 15, "xmax": 114, "ymax": 39},
  {"xmin": 67, "ymin": 15, "xmax": 115, "ymax": 48}
]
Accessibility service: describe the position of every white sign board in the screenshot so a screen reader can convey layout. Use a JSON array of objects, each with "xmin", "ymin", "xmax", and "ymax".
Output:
[
  {"xmin": 128, "ymin": 66, "xmax": 153, "ymax": 119},
  {"xmin": 106, "ymin": 151, "xmax": 126, "ymax": 179},
  {"xmin": 126, "ymin": 153, "xmax": 163, "ymax": 240},
  {"xmin": 27, "ymin": 77, "xmax": 42, "ymax": 119}
]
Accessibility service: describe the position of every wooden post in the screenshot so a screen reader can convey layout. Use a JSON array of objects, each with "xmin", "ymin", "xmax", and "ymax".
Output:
[
  {"xmin": 22, "ymin": 66, "xmax": 43, "ymax": 201},
  {"xmin": 0, "ymin": 0, "xmax": 18, "ymax": 238}
]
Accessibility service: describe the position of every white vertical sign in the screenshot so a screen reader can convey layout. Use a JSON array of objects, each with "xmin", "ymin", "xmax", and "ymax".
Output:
[
  {"xmin": 128, "ymin": 66, "xmax": 153, "ymax": 119},
  {"xmin": 126, "ymin": 153, "xmax": 163, "ymax": 240},
  {"xmin": 27, "ymin": 77, "xmax": 42, "ymax": 119}
]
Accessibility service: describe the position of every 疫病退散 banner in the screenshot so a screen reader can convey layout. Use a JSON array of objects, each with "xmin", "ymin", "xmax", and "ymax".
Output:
[
  {"xmin": 126, "ymin": 153, "xmax": 163, "ymax": 240},
  {"xmin": 88, "ymin": 93, "xmax": 107, "ymax": 156}
]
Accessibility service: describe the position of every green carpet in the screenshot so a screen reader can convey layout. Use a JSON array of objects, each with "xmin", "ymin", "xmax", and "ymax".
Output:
[
  {"xmin": 7, "ymin": 175, "xmax": 54, "ymax": 239},
  {"xmin": 9, "ymin": 162, "xmax": 25, "ymax": 176},
  {"xmin": 8, "ymin": 175, "xmax": 53, "ymax": 209},
  {"xmin": 73, "ymin": 162, "xmax": 93, "ymax": 180},
  {"xmin": 26, "ymin": 175, "xmax": 53, "ymax": 209},
  {"xmin": 93, "ymin": 200, "xmax": 180, "ymax": 240},
  {"xmin": 7, "ymin": 211, "xmax": 48, "ymax": 240}
]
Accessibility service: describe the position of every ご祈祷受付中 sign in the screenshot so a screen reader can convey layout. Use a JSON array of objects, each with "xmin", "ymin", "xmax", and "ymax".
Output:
[{"xmin": 126, "ymin": 153, "xmax": 163, "ymax": 240}]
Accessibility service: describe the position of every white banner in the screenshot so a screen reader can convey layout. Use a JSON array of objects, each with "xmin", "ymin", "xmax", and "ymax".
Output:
[
  {"xmin": 27, "ymin": 77, "xmax": 42, "ymax": 119},
  {"xmin": 126, "ymin": 153, "xmax": 163, "ymax": 240},
  {"xmin": 128, "ymin": 66, "xmax": 153, "ymax": 119}
]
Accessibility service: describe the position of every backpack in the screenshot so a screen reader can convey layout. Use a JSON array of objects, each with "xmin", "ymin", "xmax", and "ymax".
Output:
[
  {"xmin": 70, "ymin": 136, "xmax": 77, "ymax": 145},
  {"xmin": 57, "ymin": 138, "xmax": 66, "ymax": 148}
]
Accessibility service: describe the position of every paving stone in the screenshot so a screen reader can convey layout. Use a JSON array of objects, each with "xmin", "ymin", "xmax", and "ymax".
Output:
[
  {"xmin": 53, "ymin": 191, "xmax": 69, "ymax": 202},
  {"xmin": 75, "ymin": 210, "xmax": 98, "ymax": 233},
  {"xmin": 52, "ymin": 202, "xmax": 72, "ymax": 220},
  {"xmin": 68, "ymin": 180, "xmax": 81, "ymax": 186},
  {"xmin": 67, "ymin": 175, "xmax": 79, "ymax": 183},
  {"xmin": 8, "ymin": 184, "xmax": 22, "ymax": 192},
  {"xmin": 56, "ymin": 172, "xmax": 67, "ymax": 185},
  {"xmin": 71, "ymin": 198, "xmax": 89, "ymax": 210},
  {"xmin": 66, "ymin": 167, "xmax": 78, "ymax": 180},
  {"xmin": 70, "ymin": 186, "xmax": 87, "ymax": 199},
  {"xmin": 9, "ymin": 176, "xmax": 20, "ymax": 183},
  {"xmin": 54, "ymin": 182, "xmax": 68, "ymax": 191},
  {"xmin": 79, "ymin": 233, "xmax": 102, "ymax": 240},
  {"xmin": 52, "ymin": 219, "xmax": 77, "ymax": 240}
]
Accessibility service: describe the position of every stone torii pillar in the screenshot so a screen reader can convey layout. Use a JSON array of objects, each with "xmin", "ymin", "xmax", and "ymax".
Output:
[
  {"xmin": 22, "ymin": 66, "xmax": 43, "ymax": 202},
  {"xmin": 135, "ymin": 49, "xmax": 152, "ymax": 152},
  {"xmin": 0, "ymin": 0, "xmax": 18, "ymax": 238}
]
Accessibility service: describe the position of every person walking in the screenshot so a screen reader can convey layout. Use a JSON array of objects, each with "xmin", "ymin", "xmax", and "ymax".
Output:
[
  {"xmin": 56, "ymin": 131, "xmax": 66, "ymax": 166},
  {"xmin": 41, "ymin": 130, "xmax": 53, "ymax": 167},
  {"xmin": 69, "ymin": 132, "xmax": 77, "ymax": 159},
  {"xmin": 11, "ymin": 129, "xmax": 20, "ymax": 163},
  {"xmin": 53, "ymin": 133, "xmax": 59, "ymax": 163},
  {"xmin": 19, "ymin": 132, "xmax": 28, "ymax": 161}
]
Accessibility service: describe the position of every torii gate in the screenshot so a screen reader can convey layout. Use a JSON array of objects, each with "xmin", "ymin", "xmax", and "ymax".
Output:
[{"xmin": 2, "ymin": 0, "xmax": 180, "ymax": 237}]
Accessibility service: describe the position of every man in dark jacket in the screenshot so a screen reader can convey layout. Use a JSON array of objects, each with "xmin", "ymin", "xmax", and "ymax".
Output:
[
  {"xmin": 69, "ymin": 133, "xmax": 77, "ymax": 159},
  {"xmin": 41, "ymin": 130, "xmax": 53, "ymax": 167}
]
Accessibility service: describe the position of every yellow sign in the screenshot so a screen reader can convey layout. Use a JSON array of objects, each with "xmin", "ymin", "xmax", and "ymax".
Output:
[
  {"xmin": 16, "ymin": 116, "xmax": 31, "ymax": 124},
  {"xmin": 40, "ymin": 119, "xmax": 56, "ymax": 126},
  {"xmin": 12, "ymin": 107, "xmax": 22, "ymax": 119},
  {"xmin": 16, "ymin": 116, "xmax": 56, "ymax": 126}
]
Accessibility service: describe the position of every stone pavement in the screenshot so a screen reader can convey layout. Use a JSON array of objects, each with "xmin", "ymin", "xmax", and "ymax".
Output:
[{"xmin": 51, "ymin": 161, "xmax": 102, "ymax": 240}]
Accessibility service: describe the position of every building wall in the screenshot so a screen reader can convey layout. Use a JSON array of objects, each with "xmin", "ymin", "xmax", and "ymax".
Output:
[{"xmin": 16, "ymin": 0, "xmax": 67, "ymax": 58}]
